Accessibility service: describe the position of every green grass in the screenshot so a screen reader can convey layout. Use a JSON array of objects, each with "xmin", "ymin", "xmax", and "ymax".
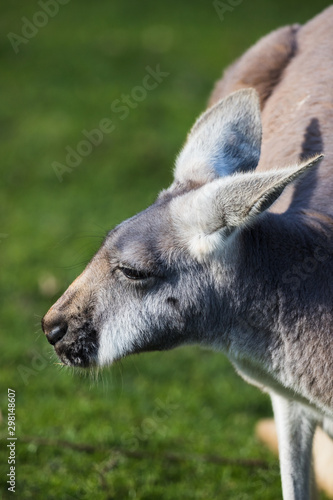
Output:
[{"xmin": 1, "ymin": 0, "xmax": 332, "ymax": 498}]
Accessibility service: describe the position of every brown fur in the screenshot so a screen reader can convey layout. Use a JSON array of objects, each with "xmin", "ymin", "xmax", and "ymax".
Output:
[
  {"xmin": 42, "ymin": 250, "xmax": 109, "ymax": 334},
  {"xmin": 209, "ymin": 25, "xmax": 300, "ymax": 109}
]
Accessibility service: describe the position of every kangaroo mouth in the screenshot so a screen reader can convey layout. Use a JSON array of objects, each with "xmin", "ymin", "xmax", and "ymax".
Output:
[{"xmin": 54, "ymin": 330, "xmax": 99, "ymax": 368}]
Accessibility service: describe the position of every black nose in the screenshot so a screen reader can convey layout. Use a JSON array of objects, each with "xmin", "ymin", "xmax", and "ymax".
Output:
[{"xmin": 45, "ymin": 323, "xmax": 68, "ymax": 345}]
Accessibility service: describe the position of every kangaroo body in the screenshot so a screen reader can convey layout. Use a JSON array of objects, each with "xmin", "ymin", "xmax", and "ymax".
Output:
[{"xmin": 42, "ymin": 7, "xmax": 333, "ymax": 499}]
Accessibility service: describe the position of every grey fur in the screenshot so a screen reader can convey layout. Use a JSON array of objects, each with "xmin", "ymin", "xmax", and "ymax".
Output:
[{"xmin": 42, "ymin": 7, "xmax": 333, "ymax": 500}]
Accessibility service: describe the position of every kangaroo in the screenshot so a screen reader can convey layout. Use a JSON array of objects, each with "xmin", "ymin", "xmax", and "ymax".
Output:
[{"xmin": 42, "ymin": 7, "xmax": 333, "ymax": 499}]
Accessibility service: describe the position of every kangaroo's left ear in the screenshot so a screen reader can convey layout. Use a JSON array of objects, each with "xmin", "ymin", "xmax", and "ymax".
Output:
[{"xmin": 173, "ymin": 88, "xmax": 262, "ymax": 186}]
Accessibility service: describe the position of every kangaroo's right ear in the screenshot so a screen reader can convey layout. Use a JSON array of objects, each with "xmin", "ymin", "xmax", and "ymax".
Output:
[
  {"xmin": 170, "ymin": 155, "xmax": 323, "ymax": 261},
  {"xmin": 173, "ymin": 88, "xmax": 262, "ymax": 186}
]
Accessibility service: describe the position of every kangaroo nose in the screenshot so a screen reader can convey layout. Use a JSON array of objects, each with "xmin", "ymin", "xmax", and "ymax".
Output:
[
  {"xmin": 42, "ymin": 316, "xmax": 68, "ymax": 345},
  {"xmin": 47, "ymin": 324, "xmax": 68, "ymax": 345}
]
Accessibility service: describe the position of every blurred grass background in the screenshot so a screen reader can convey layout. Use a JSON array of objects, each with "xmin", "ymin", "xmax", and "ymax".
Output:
[{"xmin": 0, "ymin": 0, "xmax": 332, "ymax": 498}]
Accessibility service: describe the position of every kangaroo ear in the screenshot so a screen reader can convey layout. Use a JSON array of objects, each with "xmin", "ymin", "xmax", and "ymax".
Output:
[
  {"xmin": 171, "ymin": 155, "xmax": 323, "ymax": 259},
  {"xmin": 173, "ymin": 89, "xmax": 262, "ymax": 186}
]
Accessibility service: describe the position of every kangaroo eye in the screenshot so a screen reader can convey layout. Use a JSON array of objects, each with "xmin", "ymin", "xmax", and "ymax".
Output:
[{"xmin": 120, "ymin": 267, "xmax": 149, "ymax": 280}]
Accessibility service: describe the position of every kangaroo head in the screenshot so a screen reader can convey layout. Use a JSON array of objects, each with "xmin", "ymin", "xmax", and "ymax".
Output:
[{"xmin": 42, "ymin": 89, "xmax": 321, "ymax": 367}]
